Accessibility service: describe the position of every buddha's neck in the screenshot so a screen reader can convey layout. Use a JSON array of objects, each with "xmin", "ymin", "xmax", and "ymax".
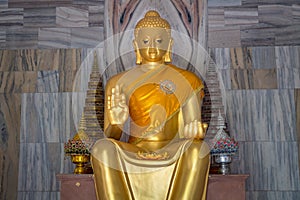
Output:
[{"xmin": 140, "ymin": 60, "xmax": 164, "ymax": 71}]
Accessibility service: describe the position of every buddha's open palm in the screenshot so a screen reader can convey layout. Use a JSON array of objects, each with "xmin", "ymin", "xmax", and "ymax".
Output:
[
  {"xmin": 107, "ymin": 85, "xmax": 129, "ymax": 125},
  {"xmin": 184, "ymin": 120, "xmax": 208, "ymax": 140}
]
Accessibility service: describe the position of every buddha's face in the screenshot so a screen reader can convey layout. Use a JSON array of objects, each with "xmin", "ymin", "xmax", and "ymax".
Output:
[{"xmin": 134, "ymin": 27, "xmax": 172, "ymax": 63}]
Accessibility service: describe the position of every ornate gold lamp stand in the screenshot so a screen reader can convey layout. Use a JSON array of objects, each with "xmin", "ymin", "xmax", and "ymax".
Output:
[{"xmin": 71, "ymin": 154, "xmax": 91, "ymax": 174}]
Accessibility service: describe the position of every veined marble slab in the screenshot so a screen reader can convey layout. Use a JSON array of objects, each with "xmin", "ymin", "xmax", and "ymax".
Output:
[
  {"xmin": 6, "ymin": 28, "xmax": 38, "ymax": 49},
  {"xmin": 247, "ymin": 191, "xmax": 300, "ymax": 200},
  {"xmin": 208, "ymin": 26, "xmax": 241, "ymax": 48},
  {"xmin": 56, "ymin": 7, "xmax": 88, "ymax": 27},
  {"xmin": 73, "ymin": 0, "xmax": 104, "ymax": 6},
  {"xmin": 292, "ymin": 4, "xmax": 300, "ymax": 22},
  {"xmin": 226, "ymin": 89, "xmax": 296, "ymax": 141},
  {"xmin": 219, "ymin": 69, "xmax": 231, "ymax": 90},
  {"xmin": 24, "ymin": 7, "xmax": 56, "ymax": 27},
  {"xmin": 0, "ymin": 94, "xmax": 21, "ymax": 200},
  {"xmin": 0, "ymin": 8, "xmax": 23, "ymax": 27},
  {"xmin": 277, "ymin": 68, "xmax": 300, "ymax": 89},
  {"xmin": 0, "ymin": 71, "xmax": 37, "ymax": 93},
  {"xmin": 89, "ymin": 5, "xmax": 104, "ymax": 26},
  {"xmin": 208, "ymin": 8, "xmax": 224, "ymax": 28},
  {"xmin": 230, "ymin": 69, "xmax": 277, "ymax": 89},
  {"xmin": 230, "ymin": 47, "xmax": 253, "ymax": 69},
  {"xmin": 275, "ymin": 25, "xmax": 300, "ymax": 46},
  {"xmin": 36, "ymin": 70, "xmax": 59, "ymax": 92},
  {"xmin": 71, "ymin": 27, "xmax": 103, "ymax": 48},
  {"xmin": 240, "ymin": 25, "xmax": 276, "ymax": 46},
  {"xmin": 275, "ymin": 46, "xmax": 300, "ymax": 69},
  {"xmin": 238, "ymin": 141, "xmax": 300, "ymax": 191},
  {"xmin": 17, "ymin": 192, "xmax": 60, "ymax": 200},
  {"xmin": 225, "ymin": 7, "xmax": 258, "ymax": 26},
  {"xmin": 208, "ymin": 0, "xmax": 241, "ymax": 7},
  {"xmin": 0, "ymin": 0, "xmax": 8, "ymax": 8},
  {"xmin": 0, "ymin": 30, "xmax": 5, "ymax": 45},
  {"xmin": 20, "ymin": 93, "xmax": 76, "ymax": 143},
  {"xmin": 8, "ymin": 0, "xmax": 72, "ymax": 8},
  {"xmin": 252, "ymin": 46, "xmax": 276, "ymax": 69},
  {"xmin": 210, "ymin": 48, "xmax": 231, "ymax": 69},
  {"xmin": 38, "ymin": 28, "xmax": 71, "ymax": 48},
  {"xmin": 18, "ymin": 143, "xmax": 74, "ymax": 191},
  {"xmin": 258, "ymin": 5, "xmax": 293, "ymax": 27}
]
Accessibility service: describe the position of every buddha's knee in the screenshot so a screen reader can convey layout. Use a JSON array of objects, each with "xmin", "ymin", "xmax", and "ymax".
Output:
[
  {"xmin": 185, "ymin": 140, "xmax": 210, "ymax": 160},
  {"xmin": 91, "ymin": 138, "xmax": 118, "ymax": 161}
]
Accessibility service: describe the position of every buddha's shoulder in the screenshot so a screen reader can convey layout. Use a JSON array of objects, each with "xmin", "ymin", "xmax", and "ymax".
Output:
[{"xmin": 167, "ymin": 64, "xmax": 201, "ymax": 80}]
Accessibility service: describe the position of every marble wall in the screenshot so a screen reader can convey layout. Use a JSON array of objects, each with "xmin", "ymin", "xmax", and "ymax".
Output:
[{"xmin": 0, "ymin": 0, "xmax": 300, "ymax": 200}]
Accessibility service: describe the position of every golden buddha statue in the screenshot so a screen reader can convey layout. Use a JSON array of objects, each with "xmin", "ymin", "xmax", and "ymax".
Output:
[{"xmin": 91, "ymin": 10, "xmax": 210, "ymax": 200}]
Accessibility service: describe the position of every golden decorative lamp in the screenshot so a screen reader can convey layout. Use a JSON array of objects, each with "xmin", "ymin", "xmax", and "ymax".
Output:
[{"xmin": 71, "ymin": 154, "xmax": 91, "ymax": 174}]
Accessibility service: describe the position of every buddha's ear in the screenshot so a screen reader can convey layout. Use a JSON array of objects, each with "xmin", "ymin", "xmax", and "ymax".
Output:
[
  {"xmin": 133, "ymin": 40, "xmax": 142, "ymax": 64},
  {"xmin": 164, "ymin": 38, "xmax": 173, "ymax": 63}
]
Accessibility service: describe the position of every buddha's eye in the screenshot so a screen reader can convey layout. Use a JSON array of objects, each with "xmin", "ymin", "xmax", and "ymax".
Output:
[
  {"xmin": 143, "ymin": 39, "xmax": 149, "ymax": 44},
  {"xmin": 156, "ymin": 39, "xmax": 162, "ymax": 44}
]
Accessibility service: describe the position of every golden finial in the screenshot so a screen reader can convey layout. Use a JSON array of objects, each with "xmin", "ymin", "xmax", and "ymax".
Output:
[{"xmin": 134, "ymin": 10, "xmax": 171, "ymax": 37}]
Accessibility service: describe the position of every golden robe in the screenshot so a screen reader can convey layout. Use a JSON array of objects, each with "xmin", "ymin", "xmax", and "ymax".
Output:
[{"xmin": 91, "ymin": 64, "xmax": 210, "ymax": 200}]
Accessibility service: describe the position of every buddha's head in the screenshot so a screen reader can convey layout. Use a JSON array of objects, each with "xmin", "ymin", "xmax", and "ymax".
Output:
[{"xmin": 133, "ymin": 10, "xmax": 173, "ymax": 64}]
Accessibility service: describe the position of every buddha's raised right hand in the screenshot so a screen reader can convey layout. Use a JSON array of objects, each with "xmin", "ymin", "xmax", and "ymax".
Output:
[{"xmin": 107, "ymin": 85, "xmax": 129, "ymax": 125}]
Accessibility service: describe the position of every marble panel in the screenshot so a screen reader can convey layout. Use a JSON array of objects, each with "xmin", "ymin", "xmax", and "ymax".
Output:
[
  {"xmin": 8, "ymin": 0, "xmax": 72, "ymax": 8},
  {"xmin": 17, "ymin": 192, "xmax": 60, "ymax": 200},
  {"xmin": 0, "ymin": 49, "xmax": 15, "ymax": 71},
  {"xmin": 247, "ymin": 191, "xmax": 300, "ymax": 200},
  {"xmin": 296, "ymin": 90, "xmax": 300, "ymax": 173},
  {"xmin": 238, "ymin": 141, "xmax": 300, "ymax": 191},
  {"xmin": 225, "ymin": 90, "xmax": 296, "ymax": 141},
  {"xmin": 253, "ymin": 69, "xmax": 277, "ymax": 89},
  {"xmin": 219, "ymin": 69, "xmax": 231, "ymax": 90},
  {"xmin": 56, "ymin": 7, "xmax": 88, "ymax": 27},
  {"xmin": 209, "ymin": 48, "xmax": 231, "ymax": 69},
  {"xmin": 292, "ymin": 4, "xmax": 300, "ymax": 22},
  {"xmin": 208, "ymin": 8, "xmax": 224, "ymax": 28},
  {"xmin": 208, "ymin": 26, "xmax": 241, "ymax": 48},
  {"xmin": 258, "ymin": 5, "xmax": 293, "ymax": 26},
  {"xmin": 38, "ymin": 28, "xmax": 71, "ymax": 48},
  {"xmin": 0, "ymin": 94, "xmax": 21, "ymax": 200},
  {"xmin": 0, "ymin": 0, "xmax": 8, "ymax": 8},
  {"xmin": 230, "ymin": 47, "xmax": 253, "ymax": 69},
  {"xmin": 277, "ymin": 68, "xmax": 300, "ymax": 89},
  {"xmin": 252, "ymin": 46, "xmax": 276, "ymax": 69},
  {"xmin": 224, "ymin": 7, "xmax": 258, "ymax": 26},
  {"xmin": 6, "ymin": 28, "xmax": 38, "ymax": 49},
  {"xmin": 0, "ymin": 71, "xmax": 37, "ymax": 93},
  {"xmin": 0, "ymin": 8, "xmax": 23, "ymax": 27},
  {"xmin": 0, "ymin": 49, "xmax": 59, "ymax": 71},
  {"xmin": 296, "ymin": 89, "xmax": 300, "ymax": 141},
  {"xmin": 73, "ymin": 0, "xmax": 104, "ymax": 6},
  {"xmin": 36, "ymin": 70, "xmax": 59, "ymax": 92},
  {"xmin": 58, "ymin": 49, "xmax": 83, "ymax": 92},
  {"xmin": 0, "ymin": 30, "xmax": 5, "ymax": 44},
  {"xmin": 230, "ymin": 69, "xmax": 254, "ymax": 89},
  {"xmin": 13, "ymin": 50, "xmax": 37, "ymax": 71},
  {"xmin": 71, "ymin": 27, "xmax": 104, "ymax": 48},
  {"xmin": 24, "ymin": 8, "xmax": 56, "ymax": 27},
  {"xmin": 240, "ymin": 25, "xmax": 276, "ymax": 46},
  {"xmin": 18, "ymin": 143, "xmax": 74, "ymax": 191},
  {"xmin": 89, "ymin": 5, "xmax": 104, "ymax": 26},
  {"xmin": 275, "ymin": 25, "xmax": 300, "ymax": 46},
  {"xmin": 257, "ymin": 0, "xmax": 299, "ymax": 3},
  {"xmin": 208, "ymin": 0, "xmax": 241, "ymax": 7},
  {"xmin": 275, "ymin": 46, "xmax": 300, "ymax": 69},
  {"xmin": 20, "ymin": 93, "xmax": 76, "ymax": 143}
]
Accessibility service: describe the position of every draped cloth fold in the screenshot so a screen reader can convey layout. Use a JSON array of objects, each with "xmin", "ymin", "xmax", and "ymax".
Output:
[{"xmin": 91, "ymin": 139, "xmax": 210, "ymax": 200}]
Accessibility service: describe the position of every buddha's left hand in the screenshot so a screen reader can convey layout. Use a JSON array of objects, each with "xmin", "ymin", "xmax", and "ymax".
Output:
[{"xmin": 183, "ymin": 120, "xmax": 208, "ymax": 140}]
